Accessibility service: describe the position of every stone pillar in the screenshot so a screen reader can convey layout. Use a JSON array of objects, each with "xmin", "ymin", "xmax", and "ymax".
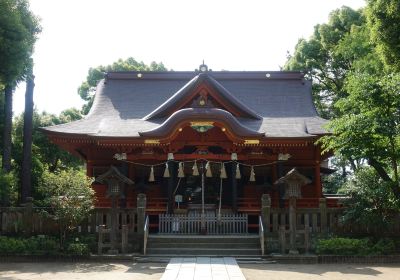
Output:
[
  {"xmin": 137, "ymin": 193, "xmax": 146, "ymax": 236},
  {"xmin": 288, "ymin": 197, "xmax": 299, "ymax": 254},
  {"xmin": 23, "ymin": 197, "xmax": 33, "ymax": 236},
  {"xmin": 109, "ymin": 196, "xmax": 118, "ymax": 254},
  {"xmin": 261, "ymin": 194, "xmax": 271, "ymax": 238},
  {"xmin": 319, "ymin": 198, "xmax": 327, "ymax": 234}
]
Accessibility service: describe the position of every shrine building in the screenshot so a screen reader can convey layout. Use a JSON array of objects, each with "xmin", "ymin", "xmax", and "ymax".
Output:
[{"xmin": 42, "ymin": 64, "xmax": 337, "ymax": 235}]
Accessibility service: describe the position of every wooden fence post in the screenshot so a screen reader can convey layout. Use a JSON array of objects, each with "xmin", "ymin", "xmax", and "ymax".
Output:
[
  {"xmin": 288, "ymin": 197, "xmax": 299, "ymax": 254},
  {"xmin": 121, "ymin": 225, "xmax": 128, "ymax": 254},
  {"xmin": 261, "ymin": 194, "xmax": 271, "ymax": 238},
  {"xmin": 23, "ymin": 197, "xmax": 33, "ymax": 236},
  {"xmin": 279, "ymin": 225, "xmax": 286, "ymax": 254},
  {"xmin": 98, "ymin": 225, "xmax": 105, "ymax": 255},
  {"xmin": 319, "ymin": 198, "xmax": 327, "ymax": 234},
  {"xmin": 304, "ymin": 213, "xmax": 310, "ymax": 254}
]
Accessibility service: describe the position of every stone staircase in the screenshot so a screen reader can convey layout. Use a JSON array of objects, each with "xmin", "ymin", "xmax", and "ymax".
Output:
[{"xmin": 145, "ymin": 234, "xmax": 262, "ymax": 257}]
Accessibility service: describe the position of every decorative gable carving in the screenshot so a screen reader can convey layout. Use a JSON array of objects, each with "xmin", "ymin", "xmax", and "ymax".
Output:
[{"xmin": 143, "ymin": 73, "xmax": 261, "ymax": 120}]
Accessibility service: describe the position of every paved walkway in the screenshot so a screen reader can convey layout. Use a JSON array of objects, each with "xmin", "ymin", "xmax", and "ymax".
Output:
[{"xmin": 160, "ymin": 257, "xmax": 246, "ymax": 280}]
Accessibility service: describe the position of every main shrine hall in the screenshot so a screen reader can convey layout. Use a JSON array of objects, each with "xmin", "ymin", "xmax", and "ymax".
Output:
[{"xmin": 42, "ymin": 64, "xmax": 336, "ymax": 234}]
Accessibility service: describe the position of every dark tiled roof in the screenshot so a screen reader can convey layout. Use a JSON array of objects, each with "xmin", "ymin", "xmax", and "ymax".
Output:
[{"xmin": 42, "ymin": 71, "xmax": 328, "ymax": 138}]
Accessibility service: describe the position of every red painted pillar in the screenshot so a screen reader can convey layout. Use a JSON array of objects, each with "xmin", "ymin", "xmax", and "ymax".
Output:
[{"xmin": 315, "ymin": 146, "xmax": 322, "ymax": 198}]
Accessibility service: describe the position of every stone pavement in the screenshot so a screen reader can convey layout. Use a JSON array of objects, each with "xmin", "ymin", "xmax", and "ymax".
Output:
[{"xmin": 160, "ymin": 257, "xmax": 246, "ymax": 280}]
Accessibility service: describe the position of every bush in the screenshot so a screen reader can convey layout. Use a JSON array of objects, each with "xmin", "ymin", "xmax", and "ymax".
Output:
[
  {"xmin": 316, "ymin": 237, "xmax": 370, "ymax": 255},
  {"xmin": 66, "ymin": 243, "xmax": 89, "ymax": 256},
  {"xmin": 0, "ymin": 236, "xmax": 27, "ymax": 254},
  {"xmin": 0, "ymin": 235, "xmax": 59, "ymax": 255},
  {"xmin": 68, "ymin": 234, "xmax": 96, "ymax": 253},
  {"xmin": 372, "ymin": 238, "xmax": 396, "ymax": 255},
  {"xmin": 316, "ymin": 237, "xmax": 398, "ymax": 255}
]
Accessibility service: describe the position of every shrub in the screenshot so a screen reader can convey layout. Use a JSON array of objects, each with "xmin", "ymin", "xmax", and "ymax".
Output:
[
  {"xmin": 66, "ymin": 243, "xmax": 89, "ymax": 256},
  {"xmin": 0, "ymin": 236, "xmax": 26, "ymax": 254},
  {"xmin": 316, "ymin": 238, "xmax": 371, "ymax": 255},
  {"xmin": 372, "ymin": 238, "xmax": 396, "ymax": 255},
  {"xmin": 0, "ymin": 236, "xmax": 60, "ymax": 255}
]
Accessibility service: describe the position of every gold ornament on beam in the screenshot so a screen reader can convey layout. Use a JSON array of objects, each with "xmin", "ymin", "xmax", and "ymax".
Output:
[
  {"xmin": 205, "ymin": 162, "xmax": 212, "ymax": 177},
  {"xmin": 235, "ymin": 163, "xmax": 241, "ymax": 179},
  {"xmin": 148, "ymin": 166, "xmax": 155, "ymax": 182},
  {"xmin": 192, "ymin": 161, "xmax": 199, "ymax": 176},
  {"xmin": 249, "ymin": 166, "xmax": 256, "ymax": 182},
  {"xmin": 220, "ymin": 163, "xmax": 227, "ymax": 179},
  {"xmin": 163, "ymin": 163, "xmax": 170, "ymax": 178},
  {"xmin": 178, "ymin": 162, "xmax": 185, "ymax": 178}
]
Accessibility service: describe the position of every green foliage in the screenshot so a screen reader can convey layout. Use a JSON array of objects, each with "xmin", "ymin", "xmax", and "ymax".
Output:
[
  {"xmin": 372, "ymin": 238, "xmax": 396, "ymax": 255},
  {"xmin": 320, "ymin": 72, "xmax": 400, "ymax": 197},
  {"xmin": 284, "ymin": 6, "xmax": 369, "ymax": 118},
  {"xmin": 78, "ymin": 57, "xmax": 167, "ymax": 114},
  {"xmin": 367, "ymin": 0, "xmax": 400, "ymax": 72},
  {"xmin": 0, "ymin": 0, "xmax": 41, "ymax": 85},
  {"xmin": 38, "ymin": 169, "xmax": 95, "ymax": 245},
  {"xmin": 316, "ymin": 237, "xmax": 397, "ymax": 255},
  {"xmin": 9, "ymin": 109, "xmax": 83, "ymax": 204},
  {"xmin": 316, "ymin": 237, "xmax": 370, "ymax": 255},
  {"xmin": 0, "ymin": 235, "xmax": 59, "ymax": 255},
  {"xmin": 0, "ymin": 168, "xmax": 18, "ymax": 204},
  {"xmin": 66, "ymin": 242, "xmax": 90, "ymax": 256},
  {"xmin": 339, "ymin": 167, "xmax": 400, "ymax": 231}
]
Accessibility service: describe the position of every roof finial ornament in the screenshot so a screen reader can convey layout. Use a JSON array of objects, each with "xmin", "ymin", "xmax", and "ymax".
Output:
[{"xmin": 199, "ymin": 60, "xmax": 208, "ymax": 72}]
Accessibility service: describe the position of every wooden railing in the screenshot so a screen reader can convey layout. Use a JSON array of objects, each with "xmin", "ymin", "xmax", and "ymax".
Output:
[
  {"xmin": 143, "ymin": 216, "xmax": 149, "ymax": 255},
  {"xmin": 259, "ymin": 215, "xmax": 265, "ymax": 255},
  {"xmin": 158, "ymin": 213, "xmax": 248, "ymax": 235}
]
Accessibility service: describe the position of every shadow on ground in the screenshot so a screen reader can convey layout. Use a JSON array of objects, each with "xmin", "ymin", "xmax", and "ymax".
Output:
[{"xmin": 239, "ymin": 263, "xmax": 391, "ymax": 276}]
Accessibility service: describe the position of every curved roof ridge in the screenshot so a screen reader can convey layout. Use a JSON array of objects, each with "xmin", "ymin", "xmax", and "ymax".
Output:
[
  {"xmin": 140, "ymin": 108, "xmax": 264, "ymax": 138},
  {"xmin": 143, "ymin": 73, "xmax": 261, "ymax": 120}
]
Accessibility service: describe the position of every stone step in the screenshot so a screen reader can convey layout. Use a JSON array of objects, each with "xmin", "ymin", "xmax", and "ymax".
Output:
[
  {"xmin": 148, "ymin": 235, "xmax": 259, "ymax": 244},
  {"xmin": 147, "ymin": 242, "xmax": 260, "ymax": 249},
  {"xmin": 146, "ymin": 247, "xmax": 261, "ymax": 256}
]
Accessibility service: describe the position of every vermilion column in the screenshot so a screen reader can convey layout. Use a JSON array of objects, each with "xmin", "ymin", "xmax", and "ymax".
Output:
[{"xmin": 315, "ymin": 146, "xmax": 322, "ymax": 198}]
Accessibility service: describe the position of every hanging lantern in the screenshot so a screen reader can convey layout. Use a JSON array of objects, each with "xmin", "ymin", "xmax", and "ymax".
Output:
[
  {"xmin": 192, "ymin": 161, "xmax": 199, "ymax": 176},
  {"xmin": 205, "ymin": 162, "xmax": 212, "ymax": 177},
  {"xmin": 163, "ymin": 163, "xmax": 170, "ymax": 178},
  {"xmin": 178, "ymin": 162, "xmax": 185, "ymax": 178},
  {"xmin": 220, "ymin": 163, "xmax": 227, "ymax": 179},
  {"xmin": 148, "ymin": 166, "xmax": 155, "ymax": 182},
  {"xmin": 249, "ymin": 166, "xmax": 256, "ymax": 182},
  {"xmin": 235, "ymin": 163, "xmax": 241, "ymax": 179}
]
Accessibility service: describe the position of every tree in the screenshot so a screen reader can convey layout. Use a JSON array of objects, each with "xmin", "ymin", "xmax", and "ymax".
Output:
[
  {"xmin": 284, "ymin": 6, "xmax": 368, "ymax": 119},
  {"xmin": 38, "ymin": 169, "xmax": 94, "ymax": 247},
  {"xmin": 0, "ymin": 0, "xmax": 41, "ymax": 177},
  {"xmin": 21, "ymin": 75, "xmax": 34, "ymax": 203},
  {"xmin": 339, "ymin": 167, "xmax": 400, "ymax": 233},
  {"xmin": 320, "ymin": 72, "xmax": 400, "ymax": 199},
  {"xmin": 78, "ymin": 57, "xmax": 167, "ymax": 114},
  {"xmin": 12, "ymin": 109, "xmax": 83, "ymax": 204},
  {"xmin": 367, "ymin": 0, "xmax": 400, "ymax": 72}
]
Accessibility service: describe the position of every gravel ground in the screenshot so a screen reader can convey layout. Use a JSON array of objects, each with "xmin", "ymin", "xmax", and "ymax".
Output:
[{"xmin": 1, "ymin": 262, "xmax": 400, "ymax": 280}]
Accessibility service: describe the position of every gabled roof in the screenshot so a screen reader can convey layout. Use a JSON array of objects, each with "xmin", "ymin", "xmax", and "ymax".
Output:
[
  {"xmin": 95, "ymin": 166, "xmax": 134, "ymax": 185},
  {"xmin": 140, "ymin": 108, "xmax": 264, "ymax": 138},
  {"xmin": 144, "ymin": 73, "xmax": 261, "ymax": 120},
  {"xmin": 42, "ymin": 70, "xmax": 328, "ymax": 138}
]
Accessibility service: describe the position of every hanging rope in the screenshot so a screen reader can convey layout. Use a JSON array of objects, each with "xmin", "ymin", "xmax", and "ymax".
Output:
[{"xmin": 218, "ymin": 177, "xmax": 223, "ymax": 224}]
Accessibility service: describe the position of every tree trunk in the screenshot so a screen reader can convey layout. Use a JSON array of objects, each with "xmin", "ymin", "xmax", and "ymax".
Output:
[
  {"xmin": 21, "ymin": 76, "xmax": 35, "ymax": 204},
  {"xmin": 368, "ymin": 157, "xmax": 400, "ymax": 199},
  {"xmin": 2, "ymin": 84, "xmax": 13, "ymax": 173}
]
